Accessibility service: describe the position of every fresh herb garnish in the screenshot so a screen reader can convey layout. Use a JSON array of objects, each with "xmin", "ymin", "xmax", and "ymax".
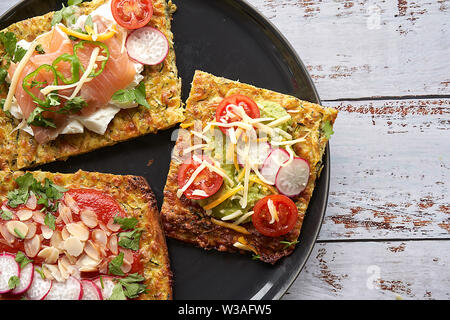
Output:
[
  {"xmin": 0, "ymin": 31, "xmax": 27, "ymax": 63},
  {"xmin": 51, "ymin": 1, "xmax": 83, "ymax": 27},
  {"xmin": 321, "ymin": 120, "xmax": 334, "ymax": 139},
  {"xmin": 108, "ymin": 252, "xmax": 125, "ymax": 276},
  {"xmin": 27, "ymin": 107, "xmax": 57, "ymax": 128},
  {"xmin": 0, "ymin": 209, "xmax": 13, "ymax": 220},
  {"xmin": 109, "ymin": 283, "xmax": 127, "ymax": 300},
  {"xmin": 44, "ymin": 213, "xmax": 56, "ymax": 231},
  {"xmin": 14, "ymin": 228, "xmax": 25, "ymax": 239},
  {"xmin": 111, "ymin": 81, "xmax": 150, "ymax": 109},
  {"xmin": 8, "ymin": 275, "xmax": 20, "ymax": 290},
  {"xmin": 58, "ymin": 96, "xmax": 87, "ymax": 114},
  {"xmin": 280, "ymin": 240, "xmax": 299, "ymax": 250},
  {"xmin": 108, "ymin": 273, "xmax": 147, "ymax": 300},
  {"xmin": 118, "ymin": 228, "xmax": 143, "ymax": 251},
  {"xmin": 35, "ymin": 44, "xmax": 45, "ymax": 54},
  {"xmin": 15, "ymin": 251, "xmax": 33, "ymax": 269},
  {"xmin": 113, "ymin": 215, "xmax": 138, "ymax": 230},
  {"xmin": 0, "ymin": 68, "xmax": 8, "ymax": 85}
]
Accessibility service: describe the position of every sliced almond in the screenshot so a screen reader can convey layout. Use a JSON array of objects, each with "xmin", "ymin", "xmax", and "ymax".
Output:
[
  {"xmin": 24, "ymin": 222, "xmax": 37, "ymax": 239},
  {"xmin": 16, "ymin": 209, "xmax": 33, "ymax": 221},
  {"xmin": 50, "ymin": 230, "xmax": 64, "ymax": 251},
  {"xmin": 64, "ymin": 193, "xmax": 80, "ymax": 215},
  {"xmin": 108, "ymin": 234, "xmax": 118, "ymax": 255},
  {"xmin": 32, "ymin": 211, "xmax": 45, "ymax": 225},
  {"xmin": 77, "ymin": 254, "xmax": 100, "ymax": 272},
  {"xmin": 84, "ymin": 240, "xmax": 100, "ymax": 261},
  {"xmin": 120, "ymin": 248, "xmax": 134, "ymax": 264},
  {"xmin": 41, "ymin": 225, "xmax": 54, "ymax": 240},
  {"xmin": 63, "ymin": 236, "xmax": 85, "ymax": 257},
  {"xmin": 66, "ymin": 222, "xmax": 89, "ymax": 241},
  {"xmin": 25, "ymin": 192, "xmax": 37, "ymax": 210},
  {"xmin": 106, "ymin": 218, "xmax": 120, "ymax": 232},
  {"xmin": 0, "ymin": 224, "xmax": 15, "ymax": 244},
  {"xmin": 98, "ymin": 259, "xmax": 108, "ymax": 274},
  {"xmin": 43, "ymin": 264, "xmax": 64, "ymax": 282},
  {"xmin": 92, "ymin": 229, "xmax": 107, "ymax": 246},
  {"xmin": 5, "ymin": 221, "xmax": 28, "ymax": 239},
  {"xmin": 61, "ymin": 226, "xmax": 70, "ymax": 241},
  {"xmin": 64, "ymin": 252, "xmax": 78, "ymax": 265},
  {"xmin": 58, "ymin": 203, "xmax": 73, "ymax": 225},
  {"xmin": 80, "ymin": 209, "xmax": 98, "ymax": 228},
  {"xmin": 38, "ymin": 246, "xmax": 60, "ymax": 264},
  {"xmin": 24, "ymin": 235, "xmax": 41, "ymax": 258},
  {"xmin": 98, "ymin": 222, "xmax": 111, "ymax": 236},
  {"xmin": 120, "ymin": 260, "xmax": 132, "ymax": 274}
]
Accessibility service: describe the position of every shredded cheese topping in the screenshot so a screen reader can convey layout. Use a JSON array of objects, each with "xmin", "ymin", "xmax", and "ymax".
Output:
[{"xmin": 267, "ymin": 199, "xmax": 279, "ymax": 224}]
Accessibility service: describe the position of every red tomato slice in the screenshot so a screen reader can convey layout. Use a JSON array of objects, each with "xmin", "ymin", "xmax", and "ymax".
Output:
[
  {"xmin": 215, "ymin": 94, "xmax": 260, "ymax": 134},
  {"xmin": 111, "ymin": 0, "xmax": 153, "ymax": 30},
  {"xmin": 252, "ymin": 194, "xmax": 298, "ymax": 237},
  {"xmin": 177, "ymin": 156, "xmax": 223, "ymax": 200},
  {"xmin": 66, "ymin": 188, "xmax": 126, "ymax": 225}
]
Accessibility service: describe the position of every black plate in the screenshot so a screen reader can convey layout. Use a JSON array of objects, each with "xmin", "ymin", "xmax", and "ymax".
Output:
[{"xmin": 0, "ymin": 0, "xmax": 329, "ymax": 300}]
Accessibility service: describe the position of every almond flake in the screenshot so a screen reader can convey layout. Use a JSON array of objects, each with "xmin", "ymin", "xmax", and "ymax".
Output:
[
  {"xmin": 16, "ymin": 209, "xmax": 33, "ymax": 221},
  {"xmin": 24, "ymin": 235, "xmax": 41, "ymax": 257},
  {"xmin": 63, "ymin": 236, "xmax": 85, "ymax": 257},
  {"xmin": 80, "ymin": 209, "xmax": 98, "ymax": 228},
  {"xmin": 66, "ymin": 222, "xmax": 89, "ymax": 241}
]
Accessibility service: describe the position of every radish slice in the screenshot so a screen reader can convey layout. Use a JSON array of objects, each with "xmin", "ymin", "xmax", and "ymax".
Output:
[
  {"xmin": 0, "ymin": 253, "xmax": 20, "ymax": 294},
  {"xmin": 45, "ymin": 276, "xmax": 83, "ymax": 300},
  {"xmin": 237, "ymin": 142, "xmax": 272, "ymax": 167},
  {"xmin": 275, "ymin": 157, "xmax": 310, "ymax": 197},
  {"xmin": 26, "ymin": 271, "xmax": 52, "ymax": 300},
  {"xmin": 260, "ymin": 148, "xmax": 290, "ymax": 185},
  {"xmin": 126, "ymin": 27, "xmax": 169, "ymax": 65},
  {"xmin": 81, "ymin": 280, "xmax": 103, "ymax": 300},
  {"xmin": 11, "ymin": 263, "xmax": 34, "ymax": 295},
  {"xmin": 94, "ymin": 276, "xmax": 116, "ymax": 300}
]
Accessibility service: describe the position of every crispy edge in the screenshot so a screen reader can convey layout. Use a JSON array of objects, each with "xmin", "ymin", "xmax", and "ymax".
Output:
[
  {"xmin": 0, "ymin": 169, "xmax": 172, "ymax": 300},
  {"xmin": 160, "ymin": 70, "xmax": 338, "ymax": 264}
]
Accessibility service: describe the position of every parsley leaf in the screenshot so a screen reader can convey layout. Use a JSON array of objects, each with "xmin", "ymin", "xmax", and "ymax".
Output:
[
  {"xmin": 44, "ymin": 213, "xmax": 56, "ymax": 231},
  {"xmin": 109, "ymin": 283, "xmax": 127, "ymax": 300},
  {"xmin": 108, "ymin": 252, "xmax": 125, "ymax": 276},
  {"xmin": 0, "ymin": 31, "xmax": 18, "ymax": 57},
  {"xmin": 0, "ymin": 68, "xmax": 8, "ymax": 85},
  {"xmin": 51, "ymin": 1, "xmax": 83, "ymax": 27},
  {"xmin": 134, "ymin": 82, "xmax": 150, "ymax": 109},
  {"xmin": 57, "ymin": 96, "xmax": 87, "ymax": 114},
  {"xmin": 12, "ymin": 46, "xmax": 27, "ymax": 63},
  {"xmin": 321, "ymin": 120, "xmax": 334, "ymax": 139},
  {"xmin": 27, "ymin": 107, "xmax": 57, "ymax": 128},
  {"xmin": 111, "ymin": 81, "xmax": 150, "ymax": 109},
  {"xmin": 118, "ymin": 228, "xmax": 142, "ymax": 251},
  {"xmin": 8, "ymin": 275, "xmax": 20, "ymax": 290},
  {"xmin": 35, "ymin": 44, "xmax": 45, "ymax": 54},
  {"xmin": 68, "ymin": 0, "xmax": 83, "ymax": 6},
  {"xmin": 113, "ymin": 215, "xmax": 138, "ymax": 230},
  {"xmin": 119, "ymin": 273, "xmax": 147, "ymax": 299},
  {"xmin": 15, "ymin": 251, "xmax": 33, "ymax": 269},
  {"xmin": 0, "ymin": 209, "xmax": 13, "ymax": 221}
]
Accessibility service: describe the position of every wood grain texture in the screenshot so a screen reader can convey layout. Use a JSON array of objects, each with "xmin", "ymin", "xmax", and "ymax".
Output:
[
  {"xmin": 283, "ymin": 241, "xmax": 450, "ymax": 300},
  {"xmin": 320, "ymin": 98, "xmax": 449, "ymax": 240},
  {"xmin": 248, "ymin": 0, "xmax": 450, "ymax": 100}
]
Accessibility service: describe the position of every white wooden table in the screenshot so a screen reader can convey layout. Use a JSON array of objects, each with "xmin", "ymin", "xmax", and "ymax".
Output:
[{"xmin": 2, "ymin": 0, "xmax": 448, "ymax": 300}]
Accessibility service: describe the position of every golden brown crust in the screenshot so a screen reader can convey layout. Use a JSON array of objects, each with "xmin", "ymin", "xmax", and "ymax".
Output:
[
  {"xmin": 160, "ymin": 70, "xmax": 338, "ymax": 264},
  {"xmin": 0, "ymin": 0, "xmax": 184, "ymax": 170},
  {"xmin": 0, "ymin": 169, "xmax": 172, "ymax": 300}
]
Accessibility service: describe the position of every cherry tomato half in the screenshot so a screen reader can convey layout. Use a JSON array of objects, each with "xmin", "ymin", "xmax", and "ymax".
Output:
[
  {"xmin": 252, "ymin": 194, "xmax": 298, "ymax": 237},
  {"xmin": 111, "ymin": 0, "xmax": 153, "ymax": 30},
  {"xmin": 177, "ymin": 156, "xmax": 223, "ymax": 200},
  {"xmin": 215, "ymin": 94, "xmax": 260, "ymax": 134}
]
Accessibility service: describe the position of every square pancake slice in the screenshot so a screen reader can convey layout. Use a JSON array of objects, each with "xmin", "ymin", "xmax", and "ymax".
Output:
[
  {"xmin": 0, "ymin": 0, "xmax": 184, "ymax": 170},
  {"xmin": 0, "ymin": 169, "xmax": 172, "ymax": 300},
  {"xmin": 160, "ymin": 70, "xmax": 338, "ymax": 264}
]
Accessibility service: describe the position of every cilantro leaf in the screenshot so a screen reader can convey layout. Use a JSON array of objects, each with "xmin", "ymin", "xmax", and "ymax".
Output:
[
  {"xmin": 7, "ymin": 188, "xmax": 29, "ymax": 208},
  {"xmin": 15, "ymin": 251, "xmax": 33, "ymax": 269},
  {"xmin": 0, "ymin": 209, "xmax": 13, "ymax": 221},
  {"xmin": 117, "ymin": 273, "xmax": 147, "ymax": 299},
  {"xmin": 0, "ymin": 32, "xmax": 18, "ymax": 57},
  {"xmin": 108, "ymin": 252, "xmax": 125, "ymax": 276},
  {"xmin": 118, "ymin": 228, "xmax": 142, "ymax": 251},
  {"xmin": 0, "ymin": 68, "xmax": 8, "ymax": 85},
  {"xmin": 12, "ymin": 46, "xmax": 27, "ymax": 63},
  {"xmin": 134, "ymin": 82, "xmax": 150, "ymax": 109},
  {"xmin": 68, "ymin": 0, "xmax": 83, "ymax": 6},
  {"xmin": 35, "ymin": 44, "xmax": 45, "ymax": 54},
  {"xmin": 27, "ymin": 107, "xmax": 57, "ymax": 128},
  {"xmin": 8, "ymin": 275, "xmax": 20, "ymax": 290},
  {"xmin": 113, "ymin": 215, "xmax": 138, "ymax": 230},
  {"xmin": 109, "ymin": 283, "xmax": 127, "ymax": 300},
  {"xmin": 321, "ymin": 120, "xmax": 334, "ymax": 139},
  {"xmin": 57, "ymin": 96, "xmax": 87, "ymax": 114},
  {"xmin": 44, "ymin": 213, "xmax": 56, "ymax": 231}
]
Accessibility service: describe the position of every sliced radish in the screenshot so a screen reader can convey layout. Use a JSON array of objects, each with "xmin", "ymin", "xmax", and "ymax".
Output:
[
  {"xmin": 11, "ymin": 263, "xmax": 34, "ymax": 295},
  {"xmin": 260, "ymin": 148, "xmax": 290, "ymax": 185},
  {"xmin": 237, "ymin": 142, "xmax": 272, "ymax": 167},
  {"xmin": 126, "ymin": 27, "xmax": 169, "ymax": 65},
  {"xmin": 45, "ymin": 276, "xmax": 83, "ymax": 300},
  {"xmin": 81, "ymin": 280, "xmax": 103, "ymax": 300},
  {"xmin": 0, "ymin": 253, "xmax": 20, "ymax": 294},
  {"xmin": 94, "ymin": 276, "xmax": 116, "ymax": 300},
  {"xmin": 275, "ymin": 157, "xmax": 310, "ymax": 197},
  {"xmin": 26, "ymin": 270, "xmax": 52, "ymax": 300}
]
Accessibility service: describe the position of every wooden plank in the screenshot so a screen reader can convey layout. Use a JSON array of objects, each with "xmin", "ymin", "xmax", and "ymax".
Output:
[
  {"xmin": 248, "ymin": 0, "xmax": 450, "ymax": 100},
  {"xmin": 318, "ymin": 98, "xmax": 449, "ymax": 240},
  {"xmin": 283, "ymin": 240, "xmax": 450, "ymax": 300}
]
